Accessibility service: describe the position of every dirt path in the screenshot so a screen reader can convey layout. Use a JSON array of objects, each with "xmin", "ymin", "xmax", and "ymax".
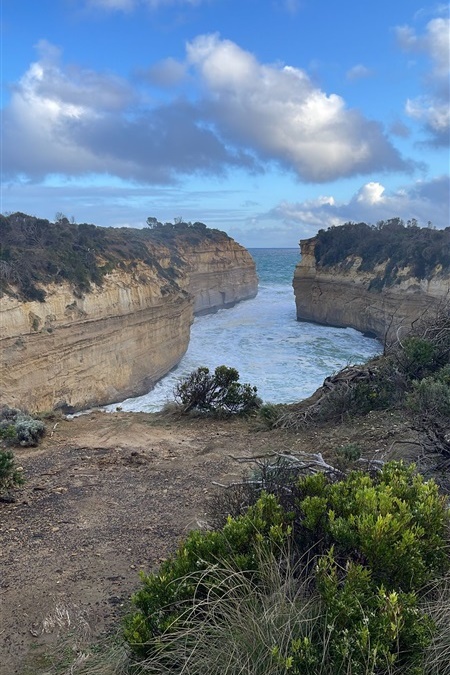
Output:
[{"xmin": 0, "ymin": 409, "xmax": 420, "ymax": 675}]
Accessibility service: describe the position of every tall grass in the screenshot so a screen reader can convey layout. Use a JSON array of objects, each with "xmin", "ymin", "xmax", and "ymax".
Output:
[
  {"xmin": 131, "ymin": 548, "xmax": 404, "ymax": 675},
  {"xmin": 422, "ymin": 572, "xmax": 450, "ymax": 675}
]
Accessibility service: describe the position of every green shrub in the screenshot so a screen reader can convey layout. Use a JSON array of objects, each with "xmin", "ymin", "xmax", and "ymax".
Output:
[
  {"xmin": 316, "ymin": 551, "xmax": 432, "ymax": 675},
  {"xmin": 407, "ymin": 370, "xmax": 450, "ymax": 420},
  {"xmin": 0, "ymin": 450, "xmax": 24, "ymax": 495},
  {"xmin": 296, "ymin": 462, "xmax": 449, "ymax": 590},
  {"xmin": 124, "ymin": 492, "xmax": 290, "ymax": 657},
  {"xmin": 400, "ymin": 337, "xmax": 439, "ymax": 379},
  {"xmin": 173, "ymin": 365, "xmax": 261, "ymax": 415},
  {"xmin": 0, "ymin": 406, "xmax": 45, "ymax": 446},
  {"xmin": 257, "ymin": 403, "xmax": 288, "ymax": 428},
  {"xmin": 125, "ymin": 463, "xmax": 449, "ymax": 673}
]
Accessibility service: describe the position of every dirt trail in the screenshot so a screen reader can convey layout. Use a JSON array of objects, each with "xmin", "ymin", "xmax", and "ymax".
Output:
[{"xmin": 0, "ymin": 409, "xmax": 418, "ymax": 675}]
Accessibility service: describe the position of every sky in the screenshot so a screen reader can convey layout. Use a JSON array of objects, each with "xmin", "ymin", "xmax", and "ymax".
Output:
[{"xmin": 1, "ymin": 0, "xmax": 449, "ymax": 247}]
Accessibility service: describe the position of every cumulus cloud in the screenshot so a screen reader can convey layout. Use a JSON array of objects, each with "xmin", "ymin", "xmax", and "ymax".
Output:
[
  {"xmin": 140, "ymin": 58, "xmax": 187, "ymax": 87},
  {"xmin": 3, "ymin": 41, "xmax": 254, "ymax": 184},
  {"xmin": 259, "ymin": 176, "xmax": 450, "ymax": 234},
  {"xmin": 4, "ymin": 36, "xmax": 411, "ymax": 185},
  {"xmin": 397, "ymin": 15, "xmax": 450, "ymax": 146},
  {"xmin": 186, "ymin": 34, "xmax": 409, "ymax": 182}
]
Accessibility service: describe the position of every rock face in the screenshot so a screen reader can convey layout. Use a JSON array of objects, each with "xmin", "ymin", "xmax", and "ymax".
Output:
[
  {"xmin": 294, "ymin": 237, "xmax": 450, "ymax": 342},
  {"xmin": 182, "ymin": 239, "xmax": 259, "ymax": 314},
  {"xmin": 0, "ymin": 238, "xmax": 257, "ymax": 412}
]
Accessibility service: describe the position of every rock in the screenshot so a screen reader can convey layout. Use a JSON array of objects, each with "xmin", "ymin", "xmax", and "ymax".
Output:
[
  {"xmin": 293, "ymin": 237, "xmax": 450, "ymax": 343},
  {"xmin": 0, "ymin": 235, "xmax": 257, "ymax": 412}
]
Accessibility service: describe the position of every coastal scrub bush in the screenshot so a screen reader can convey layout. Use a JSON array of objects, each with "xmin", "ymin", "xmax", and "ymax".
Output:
[
  {"xmin": 294, "ymin": 462, "xmax": 449, "ymax": 590},
  {"xmin": 173, "ymin": 365, "xmax": 261, "ymax": 415},
  {"xmin": 125, "ymin": 462, "xmax": 449, "ymax": 673},
  {"xmin": 0, "ymin": 450, "xmax": 24, "ymax": 495},
  {"xmin": 0, "ymin": 405, "xmax": 45, "ymax": 446},
  {"xmin": 407, "ymin": 369, "xmax": 450, "ymax": 421},
  {"xmin": 124, "ymin": 492, "xmax": 289, "ymax": 657}
]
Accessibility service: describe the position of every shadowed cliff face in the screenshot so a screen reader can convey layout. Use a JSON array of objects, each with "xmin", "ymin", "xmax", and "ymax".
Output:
[
  {"xmin": 293, "ymin": 237, "xmax": 450, "ymax": 344},
  {"xmin": 0, "ymin": 225, "xmax": 257, "ymax": 412}
]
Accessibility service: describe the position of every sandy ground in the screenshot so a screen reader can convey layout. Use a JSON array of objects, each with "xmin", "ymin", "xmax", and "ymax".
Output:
[{"xmin": 0, "ymin": 408, "xmax": 423, "ymax": 675}]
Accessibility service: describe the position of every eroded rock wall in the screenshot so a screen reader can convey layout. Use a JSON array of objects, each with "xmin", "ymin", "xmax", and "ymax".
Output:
[
  {"xmin": 293, "ymin": 238, "xmax": 450, "ymax": 342},
  {"xmin": 1, "ymin": 239, "xmax": 257, "ymax": 412},
  {"xmin": 181, "ymin": 239, "xmax": 258, "ymax": 314}
]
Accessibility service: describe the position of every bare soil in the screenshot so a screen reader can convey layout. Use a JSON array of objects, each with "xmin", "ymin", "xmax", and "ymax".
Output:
[{"xmin": 0, "ymin": 408, "xmax": 424, "ymax": 675}]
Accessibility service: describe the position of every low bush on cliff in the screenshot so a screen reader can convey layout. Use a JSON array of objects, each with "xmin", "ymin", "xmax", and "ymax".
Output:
[
  {"xmin": 273, "ymin": 311, "xmax": 450, "ymax": 438},
  {"xmin": 173, "ymin": 365, "xmax": 261, "ymax": 416},
  {"xmin": 0, "ymin": 212, "xmax": 233, "ymax": 301},
  {"xmin": 314, "ymin": 219, "xmax": 450, "ymax": 285},
  {"xmin": 0, "ymin": 405, "xmax": 45, "ymax": 447},
  {"xmin": 124, "ymin": 461, "xmax": 449, "ymax": 674}
]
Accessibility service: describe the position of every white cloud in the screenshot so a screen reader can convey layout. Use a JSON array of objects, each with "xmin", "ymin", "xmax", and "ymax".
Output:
[
  {"xmin": 397, "ymin": 15, "xmax": 450, "ymax": 146},
  {"xmin": 258, "ymin": 176, "xmax": 449, "ymax": 236},
  {"xmin": 4, "ymin": 37, "xmax": 410, "ymax": 185},
  {"xmin": 355, "ymin": 182, "xmax": 385, "ymax": 204},
  {"xmin": 186, "ymin": 34, "xmax": 408, "ymax": 181},
  {"xmin": 405, "ymin": 96, "xmax": 450, "ymax": 134},
  {"xmin": 3, "ymin": 42, "xmax": 255, "ymax": 184}
]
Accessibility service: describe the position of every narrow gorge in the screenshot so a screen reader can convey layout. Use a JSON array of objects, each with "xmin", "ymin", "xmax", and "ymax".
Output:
[{"xmin": 0, "ymin": 215, "xmax": 257, "ymax": 412}]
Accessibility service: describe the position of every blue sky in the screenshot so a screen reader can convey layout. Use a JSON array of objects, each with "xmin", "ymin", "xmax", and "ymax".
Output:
[{"xmin": 1, "ymin": 0, "xmax": 449, "ymax": 247}]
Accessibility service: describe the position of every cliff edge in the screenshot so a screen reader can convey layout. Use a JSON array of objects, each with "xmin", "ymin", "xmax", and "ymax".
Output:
[
  {"xmin": 0, "ymin": 215, "xmax": 257, "ymax": 412},
  {"xmin": 293, "ymin": 220, "xmax": 450, "ymax": 342}
]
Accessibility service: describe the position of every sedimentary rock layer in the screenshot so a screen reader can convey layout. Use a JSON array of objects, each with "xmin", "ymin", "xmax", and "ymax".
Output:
[
  {"xmin": 293, "ymin": 237, "xmax": 450, "ymax": 342},
  {"xmin": 1, "ymin": 239, "xmax": 257, "ymax": 412}
]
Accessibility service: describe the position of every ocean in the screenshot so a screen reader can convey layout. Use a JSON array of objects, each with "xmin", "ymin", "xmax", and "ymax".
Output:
[{"xmin": 104, "ymin": 248, "xmax": 381, "ymax": 413}]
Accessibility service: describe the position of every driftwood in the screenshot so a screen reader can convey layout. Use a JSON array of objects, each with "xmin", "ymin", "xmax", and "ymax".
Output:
[
  {"xmin": 276, "ymin": 364, "xmax": 380, "ymax": 430},
  {"xmin": 212, "ymin": 450, "xmax": 384, "ymax": 492},
  {"xmin": 207, "ymin": 449, "xmax": 386, "ymax": 529}
]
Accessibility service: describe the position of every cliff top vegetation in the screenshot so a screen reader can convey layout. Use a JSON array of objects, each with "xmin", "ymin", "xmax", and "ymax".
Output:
[
  {"xmin": 0, "ymin": 212, "xmax": 230, "ymax": 302},
  {"xmin": 314, "ymin": 219, "xmax": 450, "ymax": 285}
]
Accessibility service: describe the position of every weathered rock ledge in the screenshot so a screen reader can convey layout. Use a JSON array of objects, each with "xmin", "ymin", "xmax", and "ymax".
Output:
[
  {"xmin": 0, "ymin": 237, "xmax": 257, "ymax": 412},
  {"xmin": 294, "ymin": 237, "xmax": 450, "ymax": 342}
]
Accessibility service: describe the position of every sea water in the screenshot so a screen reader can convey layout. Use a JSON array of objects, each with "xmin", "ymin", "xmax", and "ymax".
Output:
[{"xmin": 104, "ymin": 249, "xmax": 381, "ymax": 413}]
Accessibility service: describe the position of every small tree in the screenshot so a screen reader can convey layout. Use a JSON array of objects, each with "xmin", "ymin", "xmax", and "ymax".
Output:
[
  {"xmin": 146, "ymin": 216, "xmax": 159, "ymax": 229},
  {"xmin": 174, "ymin": 365, "xmax": 261, "ymax": 415},
  {"xmin": 0, "ymin": 450, "xmax": 24, "ymax": 495}
]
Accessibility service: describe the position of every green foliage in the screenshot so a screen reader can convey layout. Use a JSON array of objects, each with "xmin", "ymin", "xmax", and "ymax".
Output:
[
  {"xmin": 124, "ymin": 493, "xmax": 290, "ymax": 655},
  {"xmin": 125, "ymin": 463, "xmax": 449, "ymax": 673},
  {"xmin": 0, "ymin": 450, "xmax": 24, "ymax": 494},
  {"xmin": 173, "ymin": 365, "xmax": 261, "ymax": 415},
  {"xmin": 314, "ymin": 220, "xmax": 450, "ymax": 286},
  {"xmin": 0, "ymin": 212, "xmax": 230, "ymax": 301},
  {"xmin": 257, "ymin": 403, "xmax": 286, "ymax": 428},
  {"xmin": 0, "ymin": 406, "xmax": 45, "ymax": 446},
  {"xmin": 407, "ymin": 366, "xmax": 450, "ymax": 421},
  {"xmin": 296, "ymin": 462, "xmax": 449, "ymax": 590},
  {"xmin": 316, "ymin": 552, "xmax": 431, "ymax": 674}
]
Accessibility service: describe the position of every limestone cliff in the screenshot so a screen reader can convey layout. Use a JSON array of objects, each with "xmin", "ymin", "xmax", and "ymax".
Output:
[
  {"xmin": 294, "ymin": 233, "xmax": 450, "ymax": 342},
  {"xmin": 0, "ymin": 217, "xmax": 257, "ymax": 412},
  {"xmin": 181, "ymin": 239, "xmax": 258, "ymax": 315}
]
